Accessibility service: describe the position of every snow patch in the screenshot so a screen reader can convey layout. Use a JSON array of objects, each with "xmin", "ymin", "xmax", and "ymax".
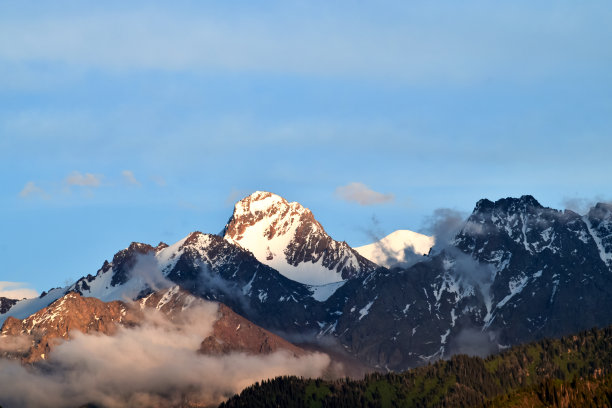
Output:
[
  {"xmin": 308, "ymin": 281, "xmax": 346, "ymax": 302},
  {"xmin": 358, "ymin": 297, "xmax": 377, "ymax": 321}
]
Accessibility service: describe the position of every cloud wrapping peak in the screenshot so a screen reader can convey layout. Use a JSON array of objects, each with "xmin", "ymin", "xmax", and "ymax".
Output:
[
  {"xmin": 335, "ymin": 182, "xmax": 394, "ymax": 206},
  {"xmin": 65, "ymin": 171, "xmax": 102, "ymax": 187},
  {"xmin": 0, "ymin": 281, "xmax": 38, "ymax": 300}
]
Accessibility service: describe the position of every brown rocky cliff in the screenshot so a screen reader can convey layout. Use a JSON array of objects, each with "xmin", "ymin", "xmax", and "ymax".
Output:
[
  {"xmin": 1, "ymin": 288, "xmax": 306, "ymax": 364},
  {"xmin": 139, "ymin": 288, "xmax": 305, "ymax": 356},
  {"xmin": 0, "ymin": 292, "xmax": 140, "ymax": 363},
  {"xmin": 200, "ymin": 303, "xmax": 304, "ymax": 357}
]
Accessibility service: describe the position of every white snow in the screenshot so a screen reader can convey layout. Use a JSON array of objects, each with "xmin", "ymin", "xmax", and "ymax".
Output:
[
  {"xmin": 584, "ymin": 215, "xmax": 612, "ymax": 267},
  {"xmin": 308, "ymin": 281, "xmax": 346, "ymax": 302},
  {"xmin": 496, "ymin": 275, "xmax": 529, "ymax": 309},
  {"xmin": 224, "ymin": 192, "xmax": 353, "ymax": 285},
  {"xmin": 354, "ymin": 230, "xmax": 434, "ymax": 267},
  {"xmin": 76, "ymin": 266, "xmax": 160, "ymax": 303},
  {"xmin": 440, "ymin": 329, "xmax": 450, "ymax": 344},
  {"xmin": 0, "ymin": 287, "xmax": 66, "ymax": 326},
  {"xmin": 520, "ymin": 214, "xmax": 532, "ymax": 253},
  {"xmin": 358, "ymin": 297, "xmax": 377, "ymax": 320},
  {"xmin": 242, "ymin": 272, "xmax": 257, "ymax": 295},
  {"xmin": 156, "ymin": 236, "xmax": 189, "ymax": 274}
]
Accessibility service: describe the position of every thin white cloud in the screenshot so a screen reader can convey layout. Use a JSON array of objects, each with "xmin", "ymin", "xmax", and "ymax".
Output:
[
  {"xmin": 0, "ymin": 3, "xmax": 609, "ymax": 83},
  {"xmin": 151, "ymin": 176, "xmax": 166, "ymax": 187},
  {"xmin": 0, "ymin": 281, "xmax": 38, "ymax": 300},
  {"xmin": 335, "ymin": 182, "xmax": 394, "ymax": 206},
  {"xmin": 122, "ymin": 170, "xmax": 140, "ymax": 186},
  {"xmin": 18, "ymin": 181, "xmax": 49, "ymax": 199},
  {"xmin": 65, "ymin": 171, "xmax": 102, "ymax": 187}
]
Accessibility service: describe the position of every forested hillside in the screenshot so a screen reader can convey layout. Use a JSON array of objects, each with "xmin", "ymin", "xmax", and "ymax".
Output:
[{"xmin": 220, "ymin": 326, "xmax": 612, "ymax": 407}]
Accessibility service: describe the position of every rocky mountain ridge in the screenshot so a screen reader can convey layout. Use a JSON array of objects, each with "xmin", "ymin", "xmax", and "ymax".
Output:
[
  {"xmin": 223, "ymin": 191, "xmax": 377, "ymax": 285},
  {"xmin": 2, "ymin": 193, "xmax": 612, "ymax": 372},
  {"xmin": 0, "ymin": 286, "xmax": 304, "ymax": 364}
]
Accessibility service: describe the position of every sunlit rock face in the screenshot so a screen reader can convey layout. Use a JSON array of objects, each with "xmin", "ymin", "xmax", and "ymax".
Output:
[
  {"xmin": 0, "ymin": 287, "xmax": 305, "ymax": 364},
  {"xmin": 224, "ymin": 191, "xmax": 377, "ymax": 285}
]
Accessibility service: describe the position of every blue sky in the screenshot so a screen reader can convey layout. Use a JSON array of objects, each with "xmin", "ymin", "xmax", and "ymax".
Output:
[{"xmin": 1, "ymin": 1, "xmax": 612, "ymax": 293}]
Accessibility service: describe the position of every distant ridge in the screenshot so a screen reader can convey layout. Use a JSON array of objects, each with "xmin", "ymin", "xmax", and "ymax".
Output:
[{"xmin": 354, "ymin": 229, "xmax": 434, "ymax": 267}]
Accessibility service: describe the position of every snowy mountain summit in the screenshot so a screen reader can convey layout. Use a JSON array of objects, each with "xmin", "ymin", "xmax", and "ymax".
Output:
[
  {"xmin": 223, "ymin": 191, "xmax": 376, "ymax": 285},
  {"xmin": 355, "ymin": 230, "xmax": 434, "ymax": 268}
]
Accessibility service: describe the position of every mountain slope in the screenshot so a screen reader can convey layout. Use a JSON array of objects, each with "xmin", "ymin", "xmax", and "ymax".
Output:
[
  {"xmin": 1, "ymin": 292, "xmax": 134, "ymax": 363},
  {"xmin": 316, "ymin": 196, "xmax": 612, "ymax": 369},
  {"xmin": 220, "ymin": 324, "xmax": 612, "ymax": 408},
  {"xmin": 0, "ymin": 230, "xmax": 333, "ymax": 335},
  {"xmin": 354, "ymin": 229, "xmax": 434, "ymax": 267},
  {"xmin": 454, "ymin": 195, "xmax": 612, "ymax": 343},
  {"xmin": 223, "ymin": 191, "xmax": 377, "ymax": 285},
  {"xmin": 4, "ymin": 193, "xmax": 612, "ymax": 374},
  {"xmin": 0, "ymin": 287, "xmax": 305, "ymax": 364}
]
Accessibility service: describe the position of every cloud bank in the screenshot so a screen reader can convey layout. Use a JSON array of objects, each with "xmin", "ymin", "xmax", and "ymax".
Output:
[
  {"xmin": 0, "ymin": 303, "xmax": 330, "ymax": 408},
  {"xmin": 336, "ymin": 182, "xmax": 394, "ymax": 206},
  {"xmin": 0, "ymin": 282, "xmax": 38, "ymax": 299}
]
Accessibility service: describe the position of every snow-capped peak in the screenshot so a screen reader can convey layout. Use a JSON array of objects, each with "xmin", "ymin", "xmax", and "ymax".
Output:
[
  {"xmin": 354, "ymin": 230, "xmax": 434, "ymax": 268},
  {"xmin": 223, "ymin": 191, "xmax": 376, "ymax": 285}
]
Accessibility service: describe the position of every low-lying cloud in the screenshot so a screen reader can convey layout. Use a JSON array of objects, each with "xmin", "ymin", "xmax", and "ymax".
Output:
[
  {"xmin": 0, "ymin": 281, "xmax": 38, "ymax": 299},
  {"xmin": 0, "ymin": 302, "xmax": 330, "ymax": 407},
  {"xmin": 448, "ymin": 328, "xmax": 499, "ymax": 358},
  {"xmin": 0, "ymin": 334, "xmax": 32, "ymax": 354},
  {"xmin": 336, "ymin": 182, "xmax": 394, "ymax": 206}
]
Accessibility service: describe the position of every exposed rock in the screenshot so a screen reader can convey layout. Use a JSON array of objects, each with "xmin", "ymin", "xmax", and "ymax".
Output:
[
  {"xmin": 0, "ymin": 292, "xmax": 137, "ymax": 363},
  {"xmin": 223, "ymin": 191, "xmax": 377, "ymax": 284},
  {"xmin": 0, "ymin": 297, "xmax": 17, "ymax": 314},
  {"xmin": 1, "ymin": 287, "xmax": 305, "ymax": 364}
]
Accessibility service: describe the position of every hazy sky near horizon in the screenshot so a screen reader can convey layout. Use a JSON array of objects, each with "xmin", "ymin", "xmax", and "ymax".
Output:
[{"xmin": 1, "ymin": 1, "xmax": 612, "ymax": 293}]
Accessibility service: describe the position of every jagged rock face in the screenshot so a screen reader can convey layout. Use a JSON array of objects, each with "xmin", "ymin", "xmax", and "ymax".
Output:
[
  {"xmin": 63, "ymin": 232, "xmax": 323, "ymax": 334},
  {"xmin": 110, "ymin": 242, "xmax": 159, "ymax": 287},
  {"xmin": 201, "ymin": 303, "xmax": 303, "ymax": 356},
  {"xmin": 223, "ymin": 191, "xmax": 377, "ymax": 285},
  {"xmin": 6, "ymin": 192, "xmax": 612, "ymax": 372},
  {"xmin": 158, "ymin": 232, "xmax": 324, "ymax": 333},
  {"xmin": 140, "ymin": 288, "xmax": 305, "ymax": 357},
  {"xmin": 455, "ymin": 196, "xmax": 612, "ymax": 343},
  {"xmin": 0, "ymin": 293, "xmax": 136, "ymax": 363},
  {"xmin": 318, "ymin": 196, "xmax": 612, "ymax": 370},
  {"xmin": 1, "ymin": 288, "xmax": 305, "ymax": 364},
  {"xmin": 0, "ymin": 297, "xmax": 17, "ymax": 314},
  {"xmin": 322, "ymin": 254, "xmax": 488, "ymax": 370}
]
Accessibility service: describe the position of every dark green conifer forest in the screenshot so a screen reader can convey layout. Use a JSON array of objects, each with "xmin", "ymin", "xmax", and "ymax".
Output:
[{"xmin": 220, "ymin": 326, "xmax": 612, "ymax": 407}]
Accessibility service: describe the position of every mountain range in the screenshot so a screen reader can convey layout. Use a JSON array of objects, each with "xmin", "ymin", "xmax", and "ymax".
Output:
[{"xmin": 1, "ymin": 191, "xmax": 612, "ymax": 406}]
